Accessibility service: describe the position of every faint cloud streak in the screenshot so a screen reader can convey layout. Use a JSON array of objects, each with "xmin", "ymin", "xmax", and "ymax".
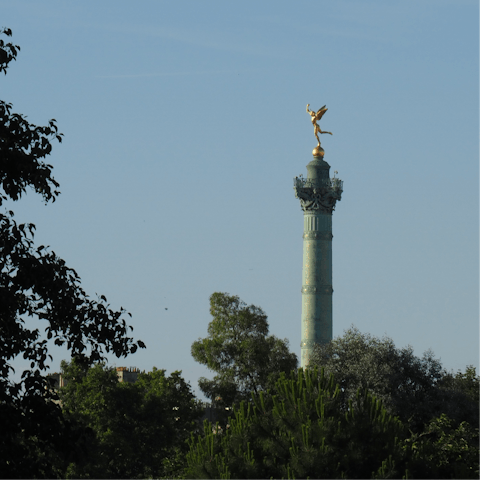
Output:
[
  {"xmin": 96, "ymin": 22, "xmax": 291, "ymax": 60},
  {"xmin": 96, "ymin": 69, "xmax": 256, "ymax": 79}
]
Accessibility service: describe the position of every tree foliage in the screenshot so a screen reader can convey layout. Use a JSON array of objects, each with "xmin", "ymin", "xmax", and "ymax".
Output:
[
  {"xmin": 187, "ymin": 367, "xmax": 408, "ymax": 479},
  {"xmin": 0, "ymin": 28, "xmax": 19, "ymax": 74},
  {"xmin": 436, "ymin": 365, "xmax": 479, "ymax": 428},
  {"xmin": 187, "ymin": 365, "xmax": 479, "ymax": 479},
  {"xmin": 309, "ymin": 326, "xmax": 478, "ymax": 431},
  {"xmin": 59, "ymin": 361, "xmax": 203, "ymax": 478},
  {"xmin": 191, "ymin": 292, "xmax": 298, "ymax": 407},
  {"xmin": 404, "ymin": 414, "xmax": 479, "ymax": 479},
  {"xmin": 0, "ymin": 28, "xmax": 144, "ymax": 478}
]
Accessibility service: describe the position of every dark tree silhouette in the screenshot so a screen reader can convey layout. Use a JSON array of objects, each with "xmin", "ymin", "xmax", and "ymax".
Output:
[{"xmin": 0, "ymin": 28, "xmax": 144, "ymax": 477}]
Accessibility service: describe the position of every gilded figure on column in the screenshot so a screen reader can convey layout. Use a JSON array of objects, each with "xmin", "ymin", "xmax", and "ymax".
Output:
[{"xmin": 307, "ymin": 104, "xmax": 332, "ymax": 155}]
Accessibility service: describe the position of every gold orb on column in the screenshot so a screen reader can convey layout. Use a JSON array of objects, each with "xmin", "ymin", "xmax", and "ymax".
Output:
[{"xmin": 312, "ymin": 145, "xmax": 325, "ymax": 157}]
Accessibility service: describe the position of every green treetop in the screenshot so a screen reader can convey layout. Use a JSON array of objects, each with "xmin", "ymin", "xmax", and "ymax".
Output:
[
  {"xmin": 191, "ymin": 292, "xmax": 298, "ymax": 407},
  {"xmin": 309, "ymin": 326, "xmax": 479, "ymax": 432},
  {"xmin": 186, "ymin": 367, "xmax": 407, "ymax": 479}
]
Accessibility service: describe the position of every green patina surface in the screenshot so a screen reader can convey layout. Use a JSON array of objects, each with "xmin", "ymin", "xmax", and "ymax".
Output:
[{"xmin": 293, "ymin": 157, "xmax": 343, "ymax": 368}]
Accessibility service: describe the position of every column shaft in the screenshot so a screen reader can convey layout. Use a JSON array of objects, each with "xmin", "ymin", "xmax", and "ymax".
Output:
[{"xmin": 300, "ymin": 212, "xmax": 333, "ymax": 367}]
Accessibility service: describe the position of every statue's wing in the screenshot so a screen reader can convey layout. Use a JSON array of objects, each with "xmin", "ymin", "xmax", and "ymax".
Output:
[{"xmin": 315, "ymin": 105, "xmax": 328, "ymax": 121}]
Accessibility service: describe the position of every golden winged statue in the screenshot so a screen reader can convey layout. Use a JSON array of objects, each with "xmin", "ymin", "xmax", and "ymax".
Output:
[{"xmin": 306, "ymin": 104, "xmax": 333, "ymax": 148}]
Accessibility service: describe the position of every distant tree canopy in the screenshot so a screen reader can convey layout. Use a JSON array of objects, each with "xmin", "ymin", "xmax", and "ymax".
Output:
[
  {"xmin": 0, "ymin": 28, "xmax": 144, "ymax": 478},
  {"xmin": 191, "ymin": 292, "xmax": 298, "ymax": 407},
  {"xmin": 59, "ymin": 360, "xmax": 203, "ymax": 479},
  {"xmin": 308, "ymin": 326, "xmax": 479, "ymax": 432}
]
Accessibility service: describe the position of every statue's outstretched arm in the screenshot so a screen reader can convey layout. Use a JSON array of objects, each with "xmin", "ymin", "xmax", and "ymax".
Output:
[{"xmin": 306, "ymin": 104, "xmax": 311, "ymax": 114}]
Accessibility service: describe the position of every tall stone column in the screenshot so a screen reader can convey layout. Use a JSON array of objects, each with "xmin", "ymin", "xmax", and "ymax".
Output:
[{"xmin": 294, "ymin": 152, "xmax": 343, "ymax": 368}]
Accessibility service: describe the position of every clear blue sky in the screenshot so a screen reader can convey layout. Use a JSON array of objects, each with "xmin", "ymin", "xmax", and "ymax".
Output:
[{"xmin": 3, "ymin": 0, "xmax": 478, "ymax": 399}]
